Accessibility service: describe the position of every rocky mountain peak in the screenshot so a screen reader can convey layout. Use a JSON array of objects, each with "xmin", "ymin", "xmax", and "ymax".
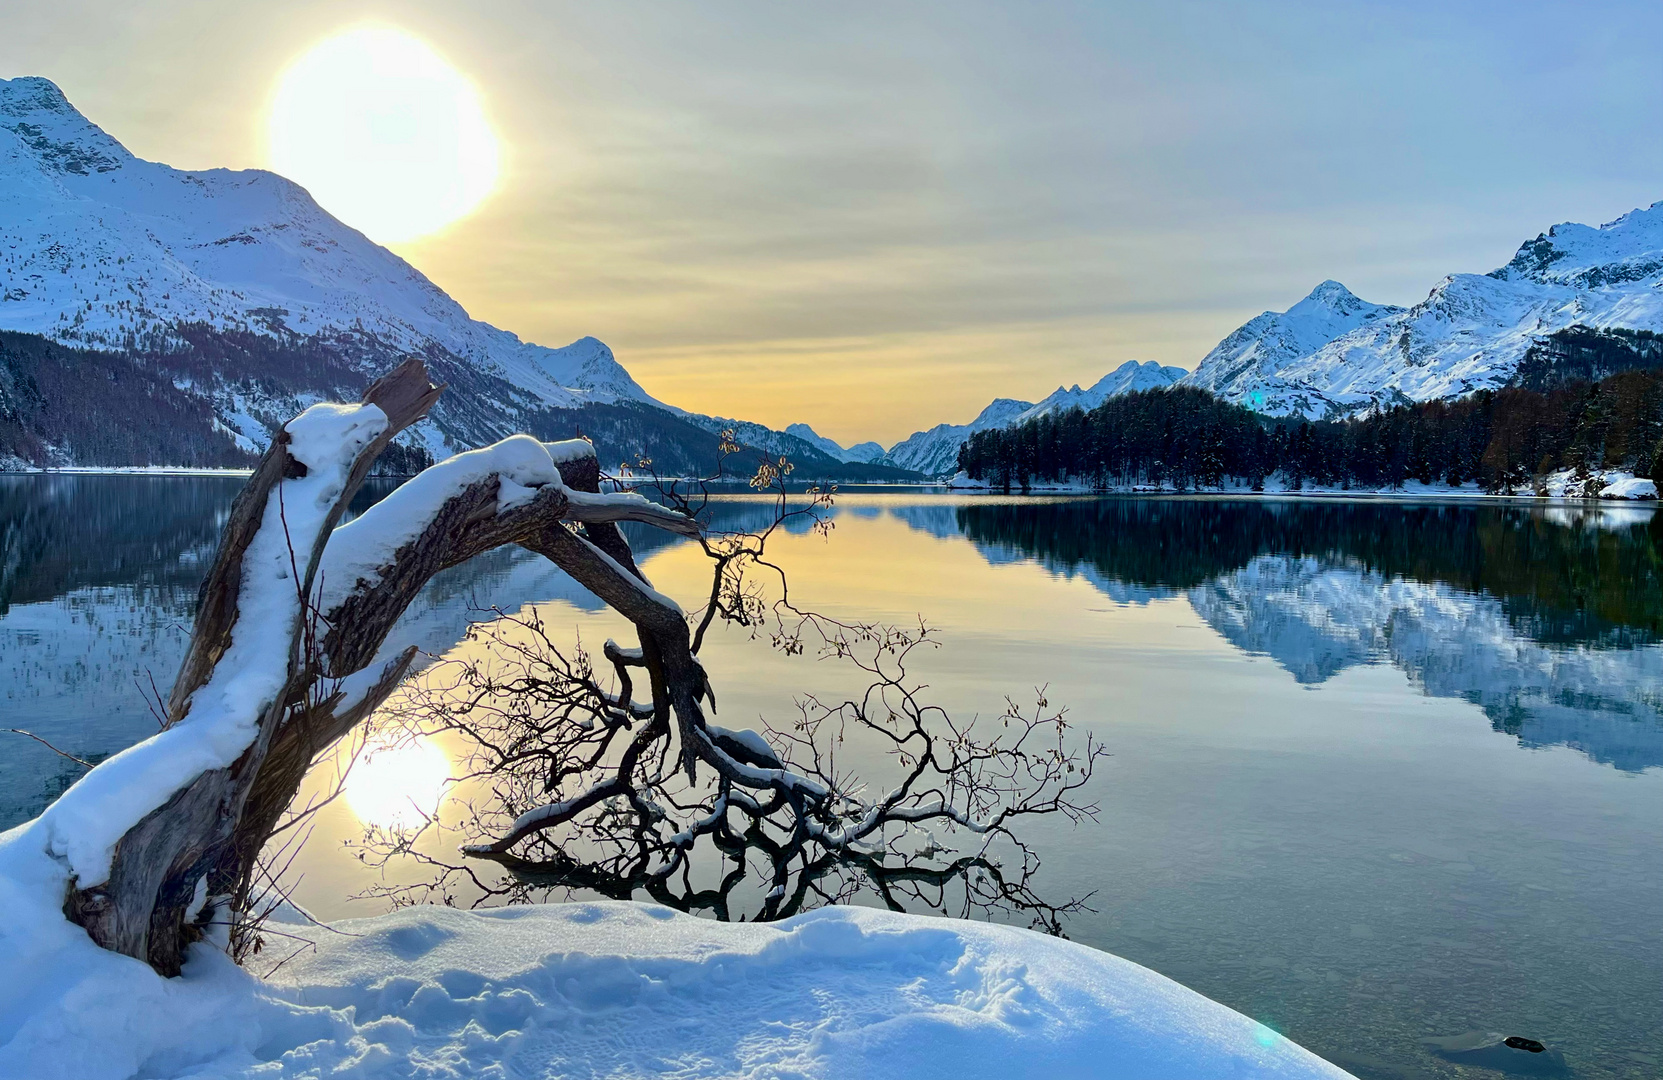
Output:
[
  {"xmin": 1287, "ymin": 280, "xmax": 1372, "ymax": 316},
  {"xmin": 1, "ymin": 76, "xmax": 76, "ymax": 116},
  {"xmin": 0, "ymin": 76, "xmax": 131, "ymax": 175},
  {"xmin": 1494, "ymin": 200, "xmax": 1663, "ymax": 288}
]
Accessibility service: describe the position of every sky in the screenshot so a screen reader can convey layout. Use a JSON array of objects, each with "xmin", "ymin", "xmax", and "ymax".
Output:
[{"xmin": 3, "ymin": 1, "xmax": 1660, "ymax": 446}]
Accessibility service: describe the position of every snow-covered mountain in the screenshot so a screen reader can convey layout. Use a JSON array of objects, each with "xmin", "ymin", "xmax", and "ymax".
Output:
[
  {"xmin": 1012, "ymin": 360, "xmax": 1189, "ymax": 424},
  {"xmin": 884, "ymin": 361, "xmax": 1187, "ymax": 476},
  {"xmin": 14, "ymin": 69, "xmax": 1655, "ymax": 468},
  {"xmin": 867, "ymin": 200, "xmax": 1663, "ymax": 473},
  {"xmin": 845, "ymin": 440, "xmax": 889, "ymax": 463},
  {"xmin": 0, "ymin": 76, "xmax": 674, "ymax": 458},
  {"xmin": 0, "ymin": 76, "xmax": 917, "ymax": 478},
  {"xmin": 1185, "ymin": 203, "xmax": 1663, "ymax": 418},
  {"xmin": 1182, "ymin": 282, "xmax": 1404, "ymax": 414},
  {"xmin": 783, "ymin": 424, "xmax": 889, "ymax": 465},
  {"xmin": 885, "ymin": 398, "xmax": 1036, "ymax": 476}
]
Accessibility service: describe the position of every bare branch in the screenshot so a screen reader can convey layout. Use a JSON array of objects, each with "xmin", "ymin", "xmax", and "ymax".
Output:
[
  {"xmin": 4, "ymin": 729, "xmax": 94, "ymax": 769},
  {"xmin": 351, "ymin": 462, "xmax": 1104, "ymax": 933}
]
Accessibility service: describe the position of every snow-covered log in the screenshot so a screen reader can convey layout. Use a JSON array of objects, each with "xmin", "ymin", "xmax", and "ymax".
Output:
[
  {"xmin": 51, "ymin": 361, "xmax": 707, "ymax": 974},
  {"xmin": 61, "ymin": 360, "xmax": 439, "ymax": 973}
]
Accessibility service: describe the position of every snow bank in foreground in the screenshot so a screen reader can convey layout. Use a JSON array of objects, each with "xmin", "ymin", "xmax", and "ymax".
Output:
[{"xmin": 0, "ymin": 898, "xmax": 1354, "ymax": 1079}]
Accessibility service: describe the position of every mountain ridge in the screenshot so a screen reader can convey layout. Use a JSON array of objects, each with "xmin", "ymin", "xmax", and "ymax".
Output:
[
  {"xmin": 1184, "ymin": 202, "xmax": 1663, "ymax": 418},
  {"xmin": 783, "ymin": 424, "xmax": 890, "ymax": 465},
  {"xmin": 0, "ymin": 75, "xmax": 657, "ymax": 458},
  {"xmin": 884, "ymin": 361, "xmax": 1188, "ymax": 476},
  {"xmin": 876, "ymin": 200, "xmax": 1663, "ymax": 475},
  {"xmin": 6, "ymin": 74, "xmax": 1659, "ymax": 473}
]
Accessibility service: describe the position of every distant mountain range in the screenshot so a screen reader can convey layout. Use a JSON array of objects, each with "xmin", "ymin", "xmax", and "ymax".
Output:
[
  {"xmin": 4, "ymin": 74, "xmax": 1659, "ymax": 477},
  {"xmin": 782, "ymin": 424, "xmax": 889, "ymax": 465},
  {"xmin": 855, "ymin": 200, "xmax": 1663, "ymax": 476},
  {"xmin": 842, "ymin": 361, "xmax": 1189, "ymax": 476}
]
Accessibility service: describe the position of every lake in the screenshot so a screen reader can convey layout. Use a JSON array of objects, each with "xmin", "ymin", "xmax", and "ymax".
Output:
[{"xmin": 3, "ymin": 474, "xmax": 1661, "ymax": 1080}]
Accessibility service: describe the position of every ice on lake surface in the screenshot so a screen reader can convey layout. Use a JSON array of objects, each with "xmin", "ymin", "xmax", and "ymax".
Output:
[{"xmin": 3, "ymin": 475, "xmax": 1661, "ymax": 1080}]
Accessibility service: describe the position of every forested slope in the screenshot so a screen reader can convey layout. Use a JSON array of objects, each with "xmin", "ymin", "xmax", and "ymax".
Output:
[{"xmin": 959, "ymin": 367, "xmax": 1663, "ymax": 494}]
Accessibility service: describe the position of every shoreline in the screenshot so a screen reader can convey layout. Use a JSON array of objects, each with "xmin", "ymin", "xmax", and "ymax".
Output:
[
  {"xmin": 944, "ymin": 469, "xmax": 1659, "ymax": 503},
  {"xmin": 6, "ymin": 468, "xmax": 1656, "ymax": 507},
  {"xmin": 1, "ymin": 465, "xmax": 257, "ymax": 477},
  {"xmin": 947, "ymin": 486, "xmax": 1659, "ymax": 504}
]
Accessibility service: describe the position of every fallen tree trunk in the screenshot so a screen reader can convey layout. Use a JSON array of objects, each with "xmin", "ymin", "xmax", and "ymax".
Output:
[{"xmin": 60, "ymin": 360, "xmax": 703, "ymax": 974}]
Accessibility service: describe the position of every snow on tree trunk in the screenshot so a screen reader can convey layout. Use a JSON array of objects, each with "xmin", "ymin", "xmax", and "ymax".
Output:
[{"xmin": 42, "ymin": 359, "xmax": 700, "ymax": 974}]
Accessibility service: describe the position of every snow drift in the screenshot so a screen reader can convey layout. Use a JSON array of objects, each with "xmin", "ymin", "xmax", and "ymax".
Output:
[{"xmin": 0, "ymin": 891, "xmax": 1353, "ymax": 1079}]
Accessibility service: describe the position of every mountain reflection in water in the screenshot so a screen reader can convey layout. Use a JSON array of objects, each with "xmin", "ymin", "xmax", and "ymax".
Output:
[{"xmin": 915, "ymin": 498, "xmax": 1663, "ymax": 772}]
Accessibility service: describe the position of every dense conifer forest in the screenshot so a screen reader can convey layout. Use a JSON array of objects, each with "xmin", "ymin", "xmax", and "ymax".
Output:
[{"xmin": 958, "ymin": 362, "xmax": 1663, "ymax": 494}]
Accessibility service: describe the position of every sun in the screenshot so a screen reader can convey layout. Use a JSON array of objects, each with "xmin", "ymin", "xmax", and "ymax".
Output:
[
  {"xmin": 344, "ymin": 734, "xmax": 453, "ymax": 830},
  {"xmin": 267, "ymin": 27, "xmax": 501, "ymax": 244}
]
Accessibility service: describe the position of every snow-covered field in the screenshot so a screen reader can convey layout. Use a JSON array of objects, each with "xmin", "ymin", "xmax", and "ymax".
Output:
[{"xmin": 0, "ymin": 883, "xmax": 1353, "ymax": 1079}]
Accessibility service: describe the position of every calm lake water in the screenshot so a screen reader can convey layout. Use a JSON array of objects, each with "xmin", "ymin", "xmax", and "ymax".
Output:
[{"xmin": 4, "ymin": 474, "xmax": 1661, "ymax": 1080}]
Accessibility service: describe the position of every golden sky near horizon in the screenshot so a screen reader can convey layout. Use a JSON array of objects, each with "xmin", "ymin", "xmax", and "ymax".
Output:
[{"xmin": 3, "ymin": 2, "xmax": 1660, "ymax": 446}]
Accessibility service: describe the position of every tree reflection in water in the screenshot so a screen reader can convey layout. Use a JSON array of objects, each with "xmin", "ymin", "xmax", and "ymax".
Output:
[
  {"xmin": 353, "ymin": 607, "xmax": 1097, "ymax": 933},
  {"xmin": 349, "ymin": 478, "xmax": 1104, "ymax": 934}
]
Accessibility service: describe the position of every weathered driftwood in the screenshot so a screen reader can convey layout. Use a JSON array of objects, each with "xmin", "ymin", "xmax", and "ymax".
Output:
[
  {"xmin": 68, "ymin": 360, "xmax": 446, "ymax": 973},
  {"xmin": 66, "ymin": 360, "xmax": 707, "ymax": 975}
]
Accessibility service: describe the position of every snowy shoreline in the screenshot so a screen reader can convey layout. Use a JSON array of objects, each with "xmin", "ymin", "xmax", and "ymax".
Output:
[
  {"xmin": 945, "ymin": 469, "xmax": 1659, "ymax": 503},
  {"xmin": 0, "ymin": 465, "xmax": 258, "ymax": 477},
  {"xmin": 9, "ymin": 465, "xmax": 1656, "ymax": 507},
  {"xmin": 0, "ymin": 889, "xmax": 1355, "ymax": 1079}
]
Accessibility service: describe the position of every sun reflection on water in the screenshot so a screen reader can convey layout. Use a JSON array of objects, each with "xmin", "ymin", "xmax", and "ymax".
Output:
[{"xmin": 344, "ymin": 734, "xmax": 452, "ymax": 829}]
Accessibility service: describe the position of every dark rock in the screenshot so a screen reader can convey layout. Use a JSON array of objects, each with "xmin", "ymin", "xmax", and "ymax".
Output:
[{"xmin": 1421, "ymin": 1030, "xmax": 1567, "ymax": 1075}]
